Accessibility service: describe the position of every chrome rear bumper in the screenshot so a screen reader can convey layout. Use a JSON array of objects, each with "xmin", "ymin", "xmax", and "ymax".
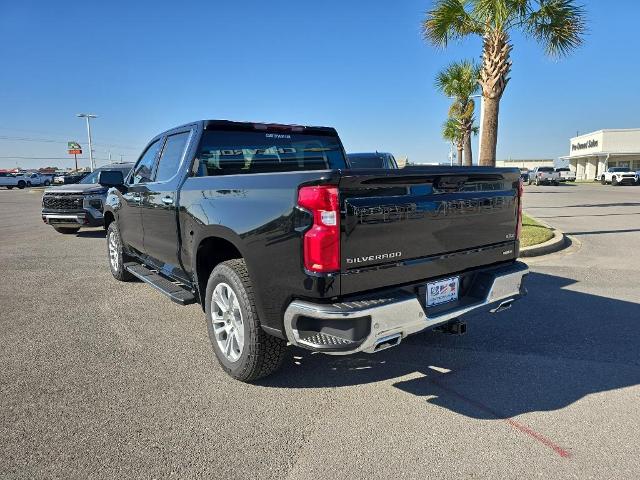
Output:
[{"xmin": 283, "ymin": 261, "xmax": 528, "ymax": 355}]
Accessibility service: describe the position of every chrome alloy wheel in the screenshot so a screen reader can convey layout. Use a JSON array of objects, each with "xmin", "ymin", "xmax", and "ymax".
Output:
[
  {"xmin": 108, "ymin": 231, "xmax": 119, "ymax": 271},
  {"xmin": 212, "ymin": 282, "xmax": 245, "ymax": 362}
]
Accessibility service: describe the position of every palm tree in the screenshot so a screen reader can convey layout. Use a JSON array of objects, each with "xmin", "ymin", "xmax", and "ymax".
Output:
[
  {"xmin": 423, "ymin": 0, "xmax": 586, "ymax": 166},
  {"xmin": 435, "ymin": 60, "xmax": 480, "ymax": 166},
  {"xmin": 442, "ymin": 117, "xmax": 464, "ymax": 165}
]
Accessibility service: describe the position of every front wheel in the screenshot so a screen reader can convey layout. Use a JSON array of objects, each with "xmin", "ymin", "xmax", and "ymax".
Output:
[
  {"xmin": 205, "ymin": 259, "xmax": 286, "ymax": 382},
  {"xmin": 601, "ymin": 176, "xmax": 606, "ymax": 185},
  {"xmin": 53, "ymin": 226, "xmax": 80, "ymax": 234},
  {"xmin": 612, "ymin": 177, "xmax": 618, "ymax": 186},
  {"xmin": 44, "ymin": 180, "xmax": 50, "ymax": 186},
  {"xmin": 106, "ymin": 222, "xmax": 134, "ymax": 281},
  {"xmin": 17, "ymin": 181, "xmax": 26, "ymax": 189}
]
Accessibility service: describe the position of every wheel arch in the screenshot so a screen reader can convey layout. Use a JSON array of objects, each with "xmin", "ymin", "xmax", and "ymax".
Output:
[
  {"xmin": 195, "ymin": 235, "xmax": 244, "ymax": 310},
  {"xmin": 103, "ymin": 210, "xmax": 115, "ymax": 229}
]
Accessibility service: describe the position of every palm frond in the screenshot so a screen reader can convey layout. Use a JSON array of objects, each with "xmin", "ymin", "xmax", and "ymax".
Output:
[
  {"xmin": 527, "ymin": 0, "xmax": 587, "ymax": 57},
  {"xmin": 435, "ymin": 59, "xmax": 481, "ymax": 99},
  {"xmin": 442, "ymin": 117, "xmax": 465, "ymax": 143},
  {"xmin": 422, "ymin": 0, "xmax": 482, "ymax": 47}
]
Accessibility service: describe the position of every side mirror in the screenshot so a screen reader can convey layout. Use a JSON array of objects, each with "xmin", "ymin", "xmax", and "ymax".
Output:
[{"xmin": 98, "ymin": 170, "xmax": 124, "ymax": 187}]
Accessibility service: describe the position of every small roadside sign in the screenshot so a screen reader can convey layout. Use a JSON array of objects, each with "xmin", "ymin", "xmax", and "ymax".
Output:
[{"xmin": 68, "ymin": 141, "xmax": 82, "ymax": 155}]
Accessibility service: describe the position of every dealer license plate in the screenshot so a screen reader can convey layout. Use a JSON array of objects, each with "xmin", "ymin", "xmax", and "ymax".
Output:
[{"xmin": 426, "ymin": 276, "xmax": 460, "ymax": 307}]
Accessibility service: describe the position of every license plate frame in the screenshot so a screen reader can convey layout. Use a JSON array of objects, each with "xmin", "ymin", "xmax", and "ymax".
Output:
[{"xmin": 426, "ymin": 276, "xmax": 460, "ymax": 307}]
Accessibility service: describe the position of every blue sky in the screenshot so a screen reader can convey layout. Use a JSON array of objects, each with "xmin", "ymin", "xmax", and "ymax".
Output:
[{"xmin": 1, "ymin": 0, "xmax": 639, "ymax": 169}]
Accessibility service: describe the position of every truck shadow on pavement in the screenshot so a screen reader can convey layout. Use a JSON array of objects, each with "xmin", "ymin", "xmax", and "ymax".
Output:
[{"xmin": 261, "ymin": 272, "xmax": 640, "ymax": 420}]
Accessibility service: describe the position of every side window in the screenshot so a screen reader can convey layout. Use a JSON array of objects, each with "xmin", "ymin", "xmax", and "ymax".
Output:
[
  {"xmin": 131, "ymin": 140, "xmax": 162, "ymax": 185},
  {"xmin": 155, "ymin": 132, "xmax": 190, "ymax": 182}
]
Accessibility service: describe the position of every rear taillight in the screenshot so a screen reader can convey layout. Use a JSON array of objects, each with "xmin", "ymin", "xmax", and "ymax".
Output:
[
  {"xmin": 516, "ymin": 179, "xmax": 523, "ymax": 240},
  {"xmin": 297, "ymin": 185, "xmax": 340, "ymax": 273}
]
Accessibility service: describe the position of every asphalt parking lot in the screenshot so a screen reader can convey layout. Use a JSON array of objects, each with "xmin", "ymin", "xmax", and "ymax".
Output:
[{"xmin": 1, "ymin": 184, "xmax": 639, "ymax": 479}]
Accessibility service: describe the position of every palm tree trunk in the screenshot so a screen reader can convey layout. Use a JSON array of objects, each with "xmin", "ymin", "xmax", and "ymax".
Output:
[
  {"xmin": 478, "ymin": 29, "xmax": 512, "ymax": 167},
  {"xmin": 457, "ymin": 145, "xmax": 463, "ymax": 166},
  {"xmin": 479, "ymin": 96, "xmax": 499, "ymax": 166},
  {"xmin": 463, "ymin": 130, "xmax": 472, "ymax": 166}
]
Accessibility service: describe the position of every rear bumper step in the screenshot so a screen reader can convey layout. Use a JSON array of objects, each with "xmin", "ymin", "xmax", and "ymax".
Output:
[
  {"xmin": 124, "ymin": 262, "xmax": 196, "ymax": 305},
  {"xmin": 284, "ymin": 261, "xmax": 528, "ymax": 355}
]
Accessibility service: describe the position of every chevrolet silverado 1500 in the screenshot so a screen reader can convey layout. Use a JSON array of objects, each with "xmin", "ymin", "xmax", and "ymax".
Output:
[{"xmin": 102, "ymin": 120, "xmax": 528, "ymax": 382}]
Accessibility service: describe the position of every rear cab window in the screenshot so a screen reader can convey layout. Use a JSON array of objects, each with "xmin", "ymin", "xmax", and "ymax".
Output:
[{"xmin": 193, "ymin": 128, "xmax": 347, "ymax": 176}]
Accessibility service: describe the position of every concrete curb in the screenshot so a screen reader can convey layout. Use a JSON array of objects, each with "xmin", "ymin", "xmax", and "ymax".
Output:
[
  {"xmin": 520, "ymin": 224, "xmax": 567, "ymax": 258},
  {"xmin": 520, "ymin": 212, "xmax": 569, "ymax": 257}
]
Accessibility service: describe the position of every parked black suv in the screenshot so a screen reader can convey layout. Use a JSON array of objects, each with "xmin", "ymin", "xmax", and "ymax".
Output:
[
  {"xmin": 103, "ymin": 120, "xmax": 528, "ymax": 382},
  {"xmin": 42, "ymin": 163, "xmax": 134, "ymax": 234}
]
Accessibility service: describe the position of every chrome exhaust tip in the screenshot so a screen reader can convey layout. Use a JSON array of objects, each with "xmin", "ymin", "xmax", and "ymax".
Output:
[
  {"xmin": 490, "ymin": 299, "xmax": 514, "ymax": 314},
  {"xmin": 373, "ymin": 333, "xmax": 402, "ymax": 352}
]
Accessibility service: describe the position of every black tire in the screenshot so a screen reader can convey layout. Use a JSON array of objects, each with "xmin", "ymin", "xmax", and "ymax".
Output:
[
  {"xmin": 17, "ymin": 181, "xmax": 25, "ymax": 189},
  {"xmin": 601, "ymin": 176, "xmax": 606, "ymax": 185},
  {"xmin": 6, "ymin": 186, "xmax": 13, "ymax": 190},
  {"xmin": 535, "ymin": 178, "xmax": 540, "ymax": 186},
  {"xmin": 205, "ymin": 259, "xmax": 286, "ymax": 382},
  {"xmin": 53, "ymin": 226, "xmax": 80, "ymax": 234},
  {"xmin": 106, "ymin": 222, "xmax": 134, "ymax": 281},
  {"xmin": 612, "ymin": 177, "xmax": 618, "ymax": 186},
  {"xmin": 44, "ymin": 180, "xmax": 50, "ymax": 186}
]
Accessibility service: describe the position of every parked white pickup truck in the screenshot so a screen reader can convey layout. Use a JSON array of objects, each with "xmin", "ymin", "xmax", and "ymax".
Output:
[
  {"xmin": 528, "ymin": 166, "xmax": 561, "ymax": 186},
  {"xmin": 555, "ymin": 167, "xmax": 576, "ymax": 182},
  {"xmin": 601, "ymin": 167, "xmax": 637, "ymax": 186},
  {"xmin": 17, "ymin": 172, "xmax": 52, "ymax": 186},
  {"xmin": 0, "ymin": 172, "xmax": 28, "ymax": 189}
]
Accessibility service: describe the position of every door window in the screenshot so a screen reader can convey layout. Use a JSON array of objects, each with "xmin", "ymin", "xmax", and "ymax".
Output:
[
  {"xmin": 155, "ymin": 132, "xmax": 190, "ymax": 182},
  {"xmin": 131, "ymin": 140, "xmax": 162, "ymax": 184}
]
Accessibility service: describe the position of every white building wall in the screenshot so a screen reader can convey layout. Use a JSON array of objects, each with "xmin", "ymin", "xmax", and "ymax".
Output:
[{"xmin": 601, "ymin": 130, "xmax": 640, "ymax": 153}]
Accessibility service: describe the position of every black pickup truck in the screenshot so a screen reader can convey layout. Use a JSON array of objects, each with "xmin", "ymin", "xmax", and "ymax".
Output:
[{"xmin": 101, "ymin": 120, "xmax": 528, "ymax": 382}]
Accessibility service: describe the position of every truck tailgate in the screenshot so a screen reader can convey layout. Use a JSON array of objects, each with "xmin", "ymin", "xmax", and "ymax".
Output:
[{"xmin": 339, "ymin": 167, "xmax": 521, "ymax": 295}]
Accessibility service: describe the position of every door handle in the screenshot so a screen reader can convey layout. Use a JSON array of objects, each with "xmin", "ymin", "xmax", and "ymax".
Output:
[{"xmin": 161, "ymin": 195, "xmax": 174, "ymax": 205}]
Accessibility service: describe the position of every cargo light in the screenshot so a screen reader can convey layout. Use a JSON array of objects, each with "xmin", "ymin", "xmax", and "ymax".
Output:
[
  {"xmin": 516, "ymin": 179, "xmax": 524, "ymax": 240},
  {"xmin": 297, "ymin": 185, "xmax": 340, "ymax": 273}
]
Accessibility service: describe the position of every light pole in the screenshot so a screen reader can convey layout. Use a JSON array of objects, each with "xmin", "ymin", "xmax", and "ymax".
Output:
[
  {"xmin": 470, "ymin": 94, "xmax": 483, "ymax": 164},
  {"xmin": 76, "ymin": 113, "xmax": 97, "ymax": 171}
]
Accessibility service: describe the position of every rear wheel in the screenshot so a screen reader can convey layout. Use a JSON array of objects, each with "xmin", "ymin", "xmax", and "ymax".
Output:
[
  {"xmin": 205, "ymin": 259, "xmax": 286, "ymax": 382},
  {"xmin": 17, "ymin": 181, "xmax": 26, "ymax": 189},
  {"xmin": 601, "ymin": 176, "xmax": 606, "ymax": 185},
  {"xmin": 106, "ymin": 222, "xmax": 134, "ymax": 281},
  {"xmin": 6, "ymin": 186, "xmax": 13, "ymax": 190},
  {"xmin": 52, "ymin": 226, "xmax": 80, "ymax": 234},
  {"xmin": 44, "ymin": 180, "xmax": 50, "ymax": 186}
]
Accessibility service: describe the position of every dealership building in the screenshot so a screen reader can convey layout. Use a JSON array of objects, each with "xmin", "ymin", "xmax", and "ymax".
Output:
[{"xmin": 560, "ymin": 129, "xmax": 640, "ymax": 181}]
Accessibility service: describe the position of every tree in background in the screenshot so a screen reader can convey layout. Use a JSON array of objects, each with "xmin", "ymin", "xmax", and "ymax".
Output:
[
  {"xmin": 423, "ymin": 0, "xmax": 586, "ymax": 166},
  {"xmin": 435, "ymin": 60, "xmax": 480, "ymax": 166},
  {"xmin": 442, "ymin": 117, "xmax": 464, "ymax": 165}
]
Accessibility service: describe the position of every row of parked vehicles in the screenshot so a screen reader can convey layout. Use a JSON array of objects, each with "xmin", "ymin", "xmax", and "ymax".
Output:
[
  {"xmin": 524, "ymin": 166, "xmax": 575, "ymax": 186},
  {"xmin": 0, "ymin": 170, "xmax": 92, "ymax": 189},
  {"xmin": 0, "ymin": 171, "xmax": 54, "ymax": 189},
  {"xmin": 40, "ymin": 120, "xmax": 527, "ymax": 382},
  {"xmin": 523, "ymin": 166, "xmax": 640, "ymax": 186}
]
